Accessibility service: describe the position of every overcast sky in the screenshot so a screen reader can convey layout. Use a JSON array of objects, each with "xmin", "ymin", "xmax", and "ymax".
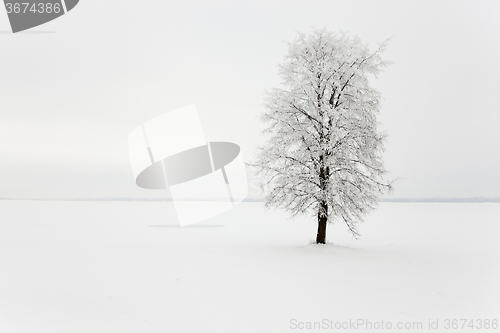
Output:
[{"xmin": 1, "ymin": 0, "xmax": 499, "ymax": 199}]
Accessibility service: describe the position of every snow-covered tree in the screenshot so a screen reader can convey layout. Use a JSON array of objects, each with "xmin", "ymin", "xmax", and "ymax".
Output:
[{"xmin": 253, "ymin": 29, "xmax": 393, "ymax": 244}]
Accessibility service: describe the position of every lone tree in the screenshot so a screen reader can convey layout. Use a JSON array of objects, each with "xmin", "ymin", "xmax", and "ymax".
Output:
[{"xmin": 254, "ymin": 29, "xmax": 392, "ymax": 244}]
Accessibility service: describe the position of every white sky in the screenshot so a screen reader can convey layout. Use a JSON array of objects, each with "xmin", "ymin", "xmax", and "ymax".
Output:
[{"xmin": 1, "ymin": 0, "xmax": 499, "ymax": 199}]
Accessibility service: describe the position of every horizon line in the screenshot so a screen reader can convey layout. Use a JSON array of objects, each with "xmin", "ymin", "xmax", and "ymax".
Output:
[{"xmin": 1, "ymin": 197, "xmax": 500, "ymax": 203}]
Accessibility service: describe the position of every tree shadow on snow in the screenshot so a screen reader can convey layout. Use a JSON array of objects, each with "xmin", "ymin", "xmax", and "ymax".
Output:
[{"xmin": 149, "ymin": 224, "xmax": 224, "ymax": 228}]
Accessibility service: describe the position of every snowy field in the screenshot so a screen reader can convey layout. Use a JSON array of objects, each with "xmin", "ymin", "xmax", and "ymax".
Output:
[{"xmin": 0, "ymin": 200, "xmax": 499, "ymax": 333}]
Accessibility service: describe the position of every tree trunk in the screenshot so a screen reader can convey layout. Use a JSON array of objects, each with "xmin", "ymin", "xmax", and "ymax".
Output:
[
  {"xmin": 316, "ymin": 156, "xmax": 329, "ymax": 244},
  {"xmin": 316, "ymin": 200, "xmax": 328, "ymax": 244}
]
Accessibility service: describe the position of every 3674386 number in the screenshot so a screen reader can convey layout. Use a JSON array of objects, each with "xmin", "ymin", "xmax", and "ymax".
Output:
[
  {"xmin": 5, "ymin": 2, "xmax": 61, "ymax": 14},
  {"xmin": 443, "ymin": 319, "xmax": 498, "ymax": 330}
]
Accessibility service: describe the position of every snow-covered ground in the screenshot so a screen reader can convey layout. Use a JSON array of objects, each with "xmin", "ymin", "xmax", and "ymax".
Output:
[{"xmin": 0, "ymin": 200, "xmax": 499, "ymax": 332}]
